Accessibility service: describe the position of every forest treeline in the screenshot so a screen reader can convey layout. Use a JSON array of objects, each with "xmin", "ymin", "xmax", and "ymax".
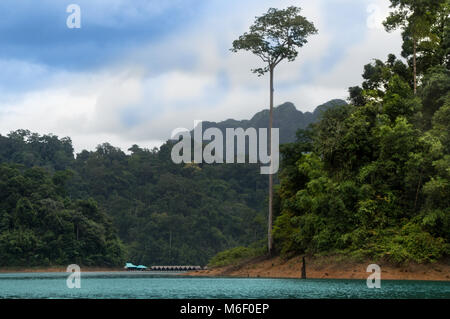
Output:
[
  {"xmin": 0, "ymin": 163, "xmax": 125, "ymax": 266},
  {"xmin": 0, "ymin": 132, "xmax": 269, "ymax": 266},
  {"xmin": 0, "ymin": 99, "xmax": 338, "ymax": 267}
]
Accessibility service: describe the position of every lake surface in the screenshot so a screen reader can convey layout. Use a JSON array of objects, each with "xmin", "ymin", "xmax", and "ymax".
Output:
[{"xmin": 0, "ymin": 272, "xmax": 449, "ymax": 299}]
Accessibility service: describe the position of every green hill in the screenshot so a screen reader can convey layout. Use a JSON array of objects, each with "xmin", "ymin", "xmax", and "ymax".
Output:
[
  {"xmin": 199, "ymin": 99, "xmax": 347, "ymax": 145},
  {"xmin": 0, "ymin": 100, "xmax": 343, "ymax": 266}
]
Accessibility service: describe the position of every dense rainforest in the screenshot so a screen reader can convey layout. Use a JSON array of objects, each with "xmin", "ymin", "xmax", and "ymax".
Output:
[
  {"xmin": 0, "ymin": 163, "xmax": 124, "ymax": 266},
  {"xmin": 272, "ymin": 0, "xmax": 450, "ymax": 264},
  {"xmin": 0, "ymin": 132, "xmax": 269, "ymax": 266},
  {"xmin": 0, "ymin": 96, "xmax": 343, "ymax": 267}
]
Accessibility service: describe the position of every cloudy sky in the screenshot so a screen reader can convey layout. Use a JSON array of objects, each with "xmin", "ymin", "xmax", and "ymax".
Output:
[{"xmin": 0, "ymin": 0, "xmax": 402, "ymax": 153}]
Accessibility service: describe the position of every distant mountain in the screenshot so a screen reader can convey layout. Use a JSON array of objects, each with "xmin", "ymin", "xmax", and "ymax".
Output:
[{"xmin": 197, "ymin": 99, "xmax": 347, "ymax": 145}]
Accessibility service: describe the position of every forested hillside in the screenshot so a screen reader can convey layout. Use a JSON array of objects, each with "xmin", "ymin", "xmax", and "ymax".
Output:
[
  {"xmin": 200, "ymin": 99, "xmax": 347, "ymax": 145},
  {"xmin": 0, "ymin": 100, "xmax": 337, "ymax": 266},
  {"xmin": 272, "ymin": 0, "xmax": 449, "ymax": 264},
  {"xmin": 0, "ymin": 163, "xmax": 124, "ymax": 267},
  {"xmin": 0, "ymin": 133, "xmax": 267, "ymax": 266},
  {"xmin": 70, "ymin": 143, "xmax": 268, "ymax": 266}
]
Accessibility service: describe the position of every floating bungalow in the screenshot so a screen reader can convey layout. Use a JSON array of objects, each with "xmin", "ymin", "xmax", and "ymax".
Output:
[
  {"xmin": 124, "ymin": 263, "xmax": 149, "ymax": 271},
  {"xmin": 136, "ymin": 265, "xmax": 148, "ymax": 271},
  {"xmin": 124, "ymin": 262, "xmax": 138, "ymax": 271},
  {"xmin": 125, "ymin": 263, "xmax": 203, "ymax": 271},
  {"xmin": 150, "ymin": 265, "xmax": 202, "ymax": 271}
]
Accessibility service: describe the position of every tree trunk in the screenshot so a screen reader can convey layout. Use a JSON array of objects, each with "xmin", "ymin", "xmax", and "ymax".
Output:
[
  {"xmin": 301, "ymin": 256, "xmax": 306, "ymax": 279},
  {"xmin": 169, "ymin": 230, "xmax": 172, "ymax": 263},
  {"xmin": 268, "ymin": 66, "xmax": 274, "ymax": 256},
  {"xmin": 413, "ymin": 37, "xmax": 417, "ymax": 95},
  {"xmin": 414, "ymin": 168, "xmax": 423, "ymax": 212}
]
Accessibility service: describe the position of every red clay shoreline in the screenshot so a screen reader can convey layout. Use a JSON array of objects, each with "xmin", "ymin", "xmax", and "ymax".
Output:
[
  {"xmin": 1, "ymin": 256, "xmax": 449, "ymax": 281},
  {"xmin": 185, "ymin": 256, "xmax": 450, "ymax": 281},
  {"xmin": 0, "ymin": 267, "xmax": 122, "ymax": 273}
]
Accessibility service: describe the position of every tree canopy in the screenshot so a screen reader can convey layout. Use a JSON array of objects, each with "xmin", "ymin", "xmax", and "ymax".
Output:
[
  {"xmin": 271, "ymin": 0, "xmax": 449, "ymax": 264},
  {"xmin": 231, "ymin": 6, "xmax": 318, "ymax": 75}
]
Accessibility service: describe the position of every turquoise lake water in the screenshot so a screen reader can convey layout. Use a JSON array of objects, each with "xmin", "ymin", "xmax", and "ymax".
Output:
[{"xmin": 0, "ymin": 272, "xmax": 449, "ymax": 299}]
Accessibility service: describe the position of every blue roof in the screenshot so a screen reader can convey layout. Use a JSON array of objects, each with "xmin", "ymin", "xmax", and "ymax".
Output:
[
  {"xmin": 125, "ymin": 262, "xmax": 137, "ymax": 268},
  {"xmin": 137, "ymin": 265, "xmax": 147, "ymax": 269}
]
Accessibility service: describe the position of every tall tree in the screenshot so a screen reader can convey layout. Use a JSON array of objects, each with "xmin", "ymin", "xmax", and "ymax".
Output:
[
  {"xmin": 231, "ymin": 6, "xmax": 317, "ymax": 255},
  {"xmin": 383, "ymin": 0, "xmax": 447, "ymax": 94}
]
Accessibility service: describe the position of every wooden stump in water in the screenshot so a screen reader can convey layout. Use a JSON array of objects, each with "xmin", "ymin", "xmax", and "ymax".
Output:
[{"xmin": 301, "ymin": 256, "xmax": 306, "ymax": 279}]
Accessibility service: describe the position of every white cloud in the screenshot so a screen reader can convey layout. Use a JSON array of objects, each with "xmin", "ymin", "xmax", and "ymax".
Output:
[
  {"xmin": 0, "ymin": 0, "xmax": 404, "ymax": 152},
  {"xmin": 159, "ymin": 71, "xmax": 215, "ymax": 102}
]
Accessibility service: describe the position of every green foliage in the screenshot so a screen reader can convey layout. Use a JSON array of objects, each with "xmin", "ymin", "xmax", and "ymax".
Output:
[
  {"xmin": 231, "ymin": 6, "xmax": 318, "ymax": 75},
  {"xmin": 420, "ymin": 66, "xmax": 450, "ymax": 130},
  {"xmin": 274, "ymin": 93, "xmax": 449, "ymax": 262},
  {"xmin": 0, "ymin": 98, "xmax": 337, "ymax": 267},
  {"xmin": 0, "ymin": 164, "xmax": 125, "ymax": 267},
  {"xmin": 73, "ymin": 147, "xmax": 268, "ymax": 266},
  {"xmin": 273, "ymin": 2, "xmax": 449, "ymax": 263},
  {"xmin": 0, "ymin": 132, "xmax": 271, "ymax": 266},
  {"xmin": 376, "ymin": 223, "xmax": 448, "ymax": 264},
  {"xmin": 208, "ymin": 242, "xmax": 266, "ymax": 268},
  {"xmin": 383, "ymin": 0, "xmax": 448, "ymax": 74},
  {"xmin": 0, "ymin": 130, "xmax": 74, "ymax": 171}
]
